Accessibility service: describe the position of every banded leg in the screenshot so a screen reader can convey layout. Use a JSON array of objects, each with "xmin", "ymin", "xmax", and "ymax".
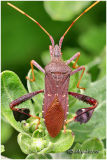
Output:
[
  {"xmin": 70, "ymin": 66, "xmax": 85, "ymax": 90},
  {"xmin": 10, "ymin": 90, "xmax": 44, "ymax": 128},
  {"xmin": 26, "ymin": 60, "xmax": 45, "ymax": 82},
  {"xmin": 64, "ymin": 91, "xmax": 98, "ymax": 132},
  {"xmin": 66, "ymin": 52, "xmax": 80, "ymax": 67},
  {"xmin": 66, "ymin": 52, "xmax": 85, "ymax": 90}
]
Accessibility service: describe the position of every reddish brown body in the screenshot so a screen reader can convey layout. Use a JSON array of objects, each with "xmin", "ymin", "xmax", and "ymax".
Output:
[{"xmin": 43, "ymin": 57, "xmax": 71, "ymax": 137}]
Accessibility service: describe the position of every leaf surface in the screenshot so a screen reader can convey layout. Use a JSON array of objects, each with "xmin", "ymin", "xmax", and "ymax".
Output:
[
  {"xmin": 46, "ymin": 130, "xmax": 75, "ymax": 153},
  {"xmin": 69, "ymin": 76, "xmax": 106, "ymax": 142},
  {"xmin": 1, "ymin": 71, "xmax": 35, "ymax": 132},
  {"xmin": 71, "ymin": 138, "xmax": 105, "ymax": 159},
  {"xmin": 44, "ymin": 1, "xmax": 90, "ymax": 21}
]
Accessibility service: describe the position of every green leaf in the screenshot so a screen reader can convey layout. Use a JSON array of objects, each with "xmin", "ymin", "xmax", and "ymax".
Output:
[
  {"xmin": 1, "ymin": 119, "xmax": 13, "ymax": 144},
  {"xmin": 81, "ymin": 138, "xmax": 104, "ymax": 159},
  {"xmin": 18, "ymin": 131, "xmax": 53, "ymax": 155},
  {"xmin": 52, "ymin": 138, "xmax": 105, "ymax": 159},
  {"xmin": 18, "ymin": 129, "xmax": 74, "ymax": 154},
  {"xmin": 1, "ymin": 71, "xmax": 35, "ymax": 132},
  {"xmin": 86, "ymin": 57, "xmax": 101, "ymax": 82},
  {"xmin": 1, "ymin": 145, "xmax": 5, "ymax": 153},
  {"xmin": 46, "ymin": 130, "xmax": 75, "ymax": 153},
  {"xmin": 98, "ymin": 46, "xmax": 106, "ymax": 79},
  {"xmin": 78, "ymin": 25, "xmax": 106, "ymax": 55},
  {"xmin": 71, "ymin": 138, "xmax": 104, "ymax": 159},
  {"xmin": 41, "ymin": 50, "xmax": 51, "ymax": 66},
  {"xmin": 51, "ymin": 152, "xmax": 71, "ymax": 159},
  {"xmin": 70, "ymin": 143, "xmax": 82, "ymax": 159},
  {"xmin": 69, "ymin": 76, "xmax": 106, "ymax": 142},
  {"xmin": 17, "ymin": 133, "xmax": 32, "ymax": 154},
  {"xmin": 86, "ymin": 57, "xmax": 101, "ymax": 71},
  {"xmin": 26, "ymin": 153, "xmax": 52, "ymax": 159},
  {"xmin": 44, "ymin": 1, "xmax": 90, "ymax": 21},
  {"xmin": 38, "ymin": 142, "xmax": 53, "ymax": 154},
  {"xmin": 31, "ymin": 138, "xmax": 48, "ymax": 152},
  {"xmin": 96, "ymin": 149, "xmax": 106, "ymax": 159}
]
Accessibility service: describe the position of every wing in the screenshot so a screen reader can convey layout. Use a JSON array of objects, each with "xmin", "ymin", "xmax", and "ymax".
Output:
[{"xmin": 45, "ymin": 95, "xmax": 64, "ymax": 137}]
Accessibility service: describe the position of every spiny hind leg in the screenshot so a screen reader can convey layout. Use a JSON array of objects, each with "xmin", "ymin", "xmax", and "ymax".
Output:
[
  {"xmin": 10, "ymin": 90, "xmax": 44, "ymax": 129},
  {"xmin": 26, "ymin": 60, "xmax": 45, "ymax": 82},
  {"xmin": 64, "ymin": 91, "xmax": 98, "ymax": 132}
]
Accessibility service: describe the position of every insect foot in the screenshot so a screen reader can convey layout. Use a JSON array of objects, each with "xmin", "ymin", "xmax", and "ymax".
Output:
[
  {"xmin": 75, "ymin": 108, "xmax": 94, "ymax": 124},
  {"xmin": 68, "ymin": 92, "xmax": 98, "ymax": 124}
]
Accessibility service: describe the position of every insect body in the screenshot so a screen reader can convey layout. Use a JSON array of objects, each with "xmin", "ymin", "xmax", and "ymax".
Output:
[
  {"xmin": 8, "ymin": 2, "xmax": 99, "ymax": 138},
  {"xmin": 44, "ymin": 48, "xmax": 71, "ymax": 137}
]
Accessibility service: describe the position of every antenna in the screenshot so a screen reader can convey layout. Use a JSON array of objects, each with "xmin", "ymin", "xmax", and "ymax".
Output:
[
  {"xmin": 59, "ymin": 1, "xmax": 100, "ymax": 49},
  {"xmin": 7, "ymin": 2, "xmax": 54, "ymax": 47}
]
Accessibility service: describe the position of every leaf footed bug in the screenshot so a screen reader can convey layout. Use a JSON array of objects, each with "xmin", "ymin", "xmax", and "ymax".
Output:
[{"xmin": 8, "ymin": 1, "xmax": 99, "ymax": 138}]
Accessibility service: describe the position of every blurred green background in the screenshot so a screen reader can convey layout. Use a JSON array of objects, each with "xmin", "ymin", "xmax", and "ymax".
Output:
[{"xmin": 1, "ymin": 1, "xmax": 106, "ymax": 159}]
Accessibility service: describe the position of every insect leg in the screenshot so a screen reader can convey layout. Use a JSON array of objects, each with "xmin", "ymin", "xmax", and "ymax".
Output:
[
  {"xmin": 10, "ymin": 90, "xmax": 44, "ymax": 128},
  {"xmin": 66, "ymin": 52, "xmax": 85, "ymax": 89},
  {"xmin": 70, "ymin": 66, "xmax": 85, "ymax": 90},
  {"xmin": 66, "ymin": 52, "xmax": 80, "ymax": 67},
  {"xmin": 64, "ymin": 92, "xmax": 98, "ymax": 132},
  {"xmin": 26, "ymin": 60, "xmax": 45, "ymax": 82}
]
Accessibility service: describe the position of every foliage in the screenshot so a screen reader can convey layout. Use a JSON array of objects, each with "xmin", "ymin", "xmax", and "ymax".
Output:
[
  {"xmin": 1, "ymin": 145, "xmax": 5, "ymax": 153},
  {"xmin": 51, "ymin": 138, "xmax": 106, "ymax": 159},
  {"xmin": 1, "ymin": 71, "xmax": 35, "ymax": 132},
  {"xmin": 44, "ymin": 1, "xmax": 90, "ymax": 21},
  {"xmin": 71, "ymin": 138, "xmax": 105, "ymax": 159},
  {"xmin": 70, "ymin": 75, "xmax": 106, "ymax": 142},
  {"xmin": 1, "ymin": 119, "xmax": 13, "ymax": 144}
]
